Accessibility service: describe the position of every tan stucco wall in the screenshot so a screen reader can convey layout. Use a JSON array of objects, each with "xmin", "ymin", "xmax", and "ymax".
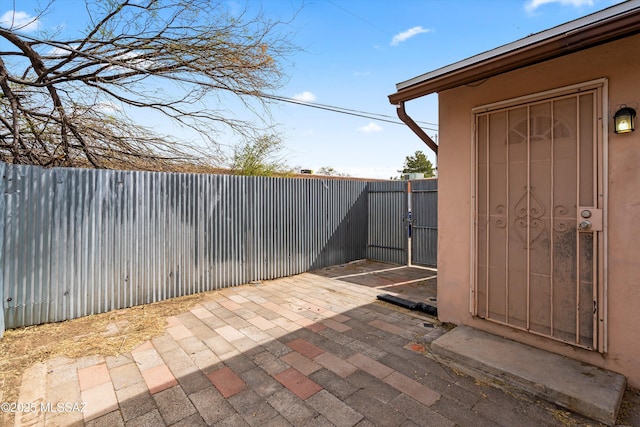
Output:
[{"xmin": 437, "ymin": 34, "xmax": 640, "ymax": 387}]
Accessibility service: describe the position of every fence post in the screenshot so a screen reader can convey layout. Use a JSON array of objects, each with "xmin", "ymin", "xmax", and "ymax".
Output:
[{"xmin": 0, "ymin": 163, "xmax": 5, "ymax": 338}]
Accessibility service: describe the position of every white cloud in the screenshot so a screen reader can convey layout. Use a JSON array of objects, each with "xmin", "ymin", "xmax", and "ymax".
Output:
[
  {"xmin": 353, "ymin": 71, "xmax": 371, "ymax": 77},
  {"xmin": 524, "ymin": 0, "xmax": 594, "ymax": 13},
  {"xmin": 0, "ymin": 10, "xmax": 40, "ymax": 32},
  {"xmin": 292, "ymin": 91, "xmax": 316, "ymax": 102},
  {"xmin": 48, "ymin": 46, "xmax": 69, "ymax": 57},
  {"xmin": 47, "ymin": 44, "xmax": 79, "ymax": 57},
  {"xmin": 99, "ymin": 50, "xmax": 158, "ymax": 74},
  {"xmin": 96, "ymin": 101, "xmax": 120, "ymax": 114},
  {"xmin": 116, "ymin": 51, "xmax": 157, "ymax": 69},
  {"xmin": 358, "ymin": 122, "xmax": 383, "ymax": 133},
  {"xmin": 390, "ymin": 26, "xmax": 431, "ymax": 46}
]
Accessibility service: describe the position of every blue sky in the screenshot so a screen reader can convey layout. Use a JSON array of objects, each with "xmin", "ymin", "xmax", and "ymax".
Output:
[{"xmin": 0, "ymin": 0, "xmax": 624, "ymax": 178}]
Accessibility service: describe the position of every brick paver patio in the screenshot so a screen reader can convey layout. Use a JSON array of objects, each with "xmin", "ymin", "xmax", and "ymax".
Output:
[{"xmin": 8, "ymin": 262, "xmax": 635, "ymax": 426}]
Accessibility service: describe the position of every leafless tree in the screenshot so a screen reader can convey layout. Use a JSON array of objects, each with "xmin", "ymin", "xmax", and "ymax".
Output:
[{"xmin": 0, "ymin": 0, "xmax": 295, "ymax": 171}]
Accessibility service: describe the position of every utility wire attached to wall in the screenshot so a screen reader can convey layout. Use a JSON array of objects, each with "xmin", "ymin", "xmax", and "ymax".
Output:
[{"xmin": 263, "ymin": 93, "xmax": 438, "ymax": 131}]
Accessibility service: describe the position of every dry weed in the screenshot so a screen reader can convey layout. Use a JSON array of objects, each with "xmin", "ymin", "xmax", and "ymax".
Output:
[{"xmin": 0, "ymin": 292, "xmax": 206, "ymax": 404}]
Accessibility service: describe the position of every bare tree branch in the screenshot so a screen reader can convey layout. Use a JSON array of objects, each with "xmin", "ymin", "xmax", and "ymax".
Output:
[{"xmin": 0, "ymin": 0, "xmax": 296, "ymax": 170}]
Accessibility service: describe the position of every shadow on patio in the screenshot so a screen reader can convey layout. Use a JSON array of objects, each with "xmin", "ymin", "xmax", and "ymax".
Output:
[{"xmin": 4, "ymin": 260, "xmax": 637, "ymax": 426}]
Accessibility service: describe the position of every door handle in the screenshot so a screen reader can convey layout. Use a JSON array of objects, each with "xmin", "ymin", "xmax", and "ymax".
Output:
[
  {"xmin": 578, "ymin": 220, "xmax": 592, "ymax": 231},
  {"xmin": 577, "ymin": 207, "xmax": 602, "ymax": 231}
]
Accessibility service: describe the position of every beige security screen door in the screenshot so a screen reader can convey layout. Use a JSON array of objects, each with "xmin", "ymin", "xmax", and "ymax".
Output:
[{"xmin": 474, "ymin": 82, "xmax": 605, "ymax": 351}]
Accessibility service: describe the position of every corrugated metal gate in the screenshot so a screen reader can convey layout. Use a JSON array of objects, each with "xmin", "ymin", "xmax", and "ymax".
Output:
[
  {"xmin": 366, "ymin": 181, "xmax": 408, "ymax": 265},
  {"xmin": 410, "ymin": 179, "xmax": 438, "ymax": 267},
  {"xmin": 366, "ymin": 179, "xmax": 438, "ymax": 267}
]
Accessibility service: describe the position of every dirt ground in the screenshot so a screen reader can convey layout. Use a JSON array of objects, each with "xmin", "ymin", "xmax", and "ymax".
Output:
[{"xmin": 0, "ymin": 291, "xmax": 207, "ymax": 406}]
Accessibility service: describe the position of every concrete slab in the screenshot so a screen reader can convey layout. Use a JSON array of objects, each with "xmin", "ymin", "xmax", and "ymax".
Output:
[
  {"xmin": 431, "ymin": 325, "xmax": 626, "ymax": 426},
  {"xmin": 314, "ymin": 260, "xmax": 438, "ymax": 307}
]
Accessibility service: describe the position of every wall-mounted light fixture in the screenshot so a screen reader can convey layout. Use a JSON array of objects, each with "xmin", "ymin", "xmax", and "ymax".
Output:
[{"xmin": 614, "ymin": 106, "xmax": 636, "ymax": 134}]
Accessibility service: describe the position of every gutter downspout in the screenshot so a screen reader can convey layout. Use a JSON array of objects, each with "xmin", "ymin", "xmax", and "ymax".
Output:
[{"xmin": 396, "ymin": 101, "xmax": 438, "ymax": 156}]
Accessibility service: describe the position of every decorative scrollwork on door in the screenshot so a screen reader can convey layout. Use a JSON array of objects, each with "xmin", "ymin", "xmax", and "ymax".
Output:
[
  {"xmin": 513, "ymin": 186, "xmax": 545, "ymax": 248},
  {"xmin": 495, "ymin": 204, "xmax": 507, "ymax": 228},
  {"xmin": 553, "ymin": 205, "xmax": 572, "ymax": 233}
]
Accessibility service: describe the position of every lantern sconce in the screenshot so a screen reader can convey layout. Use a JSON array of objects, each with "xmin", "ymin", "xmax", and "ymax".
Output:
[{"xmin": 614, "ymin": 105, "xmax": 636, "ymax": 134}]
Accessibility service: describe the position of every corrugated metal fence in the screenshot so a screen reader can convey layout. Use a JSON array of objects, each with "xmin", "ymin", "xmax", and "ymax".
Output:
[
  {"xmin": 0, "ymin": 163, "xmax": 369, "ymax": 333},
  {"xmin": 0, "ymin": 164, "xmax": 438, "ymax": 334}
]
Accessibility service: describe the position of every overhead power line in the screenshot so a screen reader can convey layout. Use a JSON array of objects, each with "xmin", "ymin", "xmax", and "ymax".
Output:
[
  {"xmin": 11, "ymin": 32, "xmax": 436, "ymax": 131},
  {"xmin": 326, "ymin": 0, "xmax": 388, "ymax": 34},
  {"xmin": 263, "ymin": 93, "xmax": 438, "ymax": 131},
  {"xmin": 295, "ymin": 3, "xmax": 438, "ymax": 132}
]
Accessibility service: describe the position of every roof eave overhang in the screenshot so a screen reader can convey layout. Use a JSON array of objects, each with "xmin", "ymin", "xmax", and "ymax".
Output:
[{"xmin": 388, "ymin": 8, "xmax": 640, "ymax": 105}]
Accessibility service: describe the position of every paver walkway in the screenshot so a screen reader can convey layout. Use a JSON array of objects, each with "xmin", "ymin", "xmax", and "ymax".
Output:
[{"xmin": 8, "ymin": 263, "xmax": 633, "ymax": 426}]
